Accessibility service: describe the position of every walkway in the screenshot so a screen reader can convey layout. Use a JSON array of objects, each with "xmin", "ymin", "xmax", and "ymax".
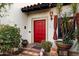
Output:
[{"xmin": 19, "ymin": 43, "xmax": 41, "ymax": 56}]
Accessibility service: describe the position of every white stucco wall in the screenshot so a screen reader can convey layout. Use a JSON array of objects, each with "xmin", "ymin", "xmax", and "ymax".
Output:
[{"xmin": 0, "ymin": 3, "xmax": 28, "ymax": 40}]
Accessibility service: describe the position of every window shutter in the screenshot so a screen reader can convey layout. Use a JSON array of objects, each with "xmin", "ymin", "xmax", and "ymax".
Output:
[{"xmin": 53, "ymin": 15, "xmax": 58, "ymax": 40}]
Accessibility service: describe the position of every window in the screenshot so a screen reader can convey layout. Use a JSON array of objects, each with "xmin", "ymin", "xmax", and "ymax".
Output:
[{"xmin": 58, "ymin": 18, "xmax": 62, "ymax": 39}]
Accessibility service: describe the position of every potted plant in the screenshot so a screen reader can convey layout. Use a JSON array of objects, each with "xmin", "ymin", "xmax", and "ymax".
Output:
[
  {"xmin": 21, "ymin": 39, "xmax": 28, "ymax": 48},
  {"xmin": 41, "ymin": 41, "xmax": 52, "ymax": 52},
  {"xmin": 56, "ymin": 13, "xmax": 74, "ymax": 50},
  {"xmin": 0, "ymin": 24, "xmax": 21, "ymax": 55},
  {"xmin": 40, "ymin": 41, "xmax": 52, "ymax": 55},
  {"xmin": 56, "ymin": 4, "xmax": 74, "ymax": 52}
]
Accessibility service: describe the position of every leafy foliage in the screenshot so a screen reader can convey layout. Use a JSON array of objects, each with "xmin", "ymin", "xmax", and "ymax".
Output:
[
  {"xmin": 0, "ymin": 3, "xmax": 11, "ymax": 9},
  {"xmin": 62, "ymin": 13, "xmax": 69, "ymax": 33},
  {"xmin": 62, "ymin": 14, "xmax": 74, "ymax": 45},
  {"xmin": 0, "ymin": 3, "xmax": 12, "ymax": 17},
  {"xmin": 56, "ymin": 3, "xmax": 63, "ymax": 15},
  {"xmin": 41, "ymin": 41, "xmax": 52, "ymax": 52},
  {"xmin": 0, "ymin": 24, "xmax": 21, "ymax": 53},
  {"xmin": 71, "ymin": 3, "xmax": 77, "ymax": 14}
]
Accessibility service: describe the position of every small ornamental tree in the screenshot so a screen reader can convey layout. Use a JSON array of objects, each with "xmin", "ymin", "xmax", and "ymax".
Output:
[
  {"xmin": 0, "ymin": 24, "xmax": 21, "ymax": 53},
  {"xmin": 41, "ymin": 41, "xmax": 52, "ymax": 52}
]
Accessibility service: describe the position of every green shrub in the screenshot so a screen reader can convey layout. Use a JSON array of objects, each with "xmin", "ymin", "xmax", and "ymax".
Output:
[
  {"xmin": 0, "ymin": 24, "xmax": 21, "ymax": 53},
  {"xmin": 41, "ymin": 41, "xmax": 52, "ymax": 52}
]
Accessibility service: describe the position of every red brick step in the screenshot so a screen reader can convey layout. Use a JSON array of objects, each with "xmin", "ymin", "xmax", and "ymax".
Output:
[{"xmin": 19, "ymin": 48, "xmax": 40, "ymax": 56}]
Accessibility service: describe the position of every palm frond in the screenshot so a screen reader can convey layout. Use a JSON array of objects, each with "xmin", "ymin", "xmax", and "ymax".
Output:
[
  {"xmin": 56, "ymin": 3, "xmax": 63, "ymax": 15},
  {"xmin": 71, "ymin": 3, "xmax": 77, "ymax": 14}
]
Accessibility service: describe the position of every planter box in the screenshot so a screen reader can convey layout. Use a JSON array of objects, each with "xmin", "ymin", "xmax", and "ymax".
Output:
[
  {"xmin": 69, "ymin": 51, "xmax": 79, "ymax": 56},
  {"xmin": 56, "ymin": 41, "xmax": 72, "ymax": 50}
]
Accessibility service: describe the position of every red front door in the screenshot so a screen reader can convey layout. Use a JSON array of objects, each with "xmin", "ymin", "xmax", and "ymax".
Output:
[{"xmin": 34, "ymin": 20, "xmax": 46, "ymax": 43}]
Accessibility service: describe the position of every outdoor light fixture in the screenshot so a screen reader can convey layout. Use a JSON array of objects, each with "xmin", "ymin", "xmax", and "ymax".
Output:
[{"xmin": 50, "ymin": 11, "xmax": 53, "ymax": 20}]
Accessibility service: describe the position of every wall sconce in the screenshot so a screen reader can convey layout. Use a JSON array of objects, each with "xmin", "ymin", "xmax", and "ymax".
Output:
[
  {"xmin": 50, "ymin": 11, "xmax": 53, "ymax": 20},
  {"xmin": 24, "ymin": 26, "xmax": 26, "ymax": 29}
]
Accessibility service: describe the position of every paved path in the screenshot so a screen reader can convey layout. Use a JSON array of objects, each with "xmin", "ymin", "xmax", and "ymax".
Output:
[
  {"xmin": 19, "ymin": 48, "xmax": 41, "ymax": 56},
  {"xmin": 19, "ymin": 43, "xmax": 41, "ymax": 56}
]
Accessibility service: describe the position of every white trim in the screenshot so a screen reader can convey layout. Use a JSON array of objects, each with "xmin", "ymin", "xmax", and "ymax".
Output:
[{"xmin": 31, "ymin": 16, "xmax": 48, "ymax": 43}]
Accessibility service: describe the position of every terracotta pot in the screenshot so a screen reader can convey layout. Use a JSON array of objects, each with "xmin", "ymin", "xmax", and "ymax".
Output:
[
  {"xmin": 56, "ymin": 41, "xmax": 72, "ymax": 50},
  {"xmin": 69, "ymin": 51, "xmax": 79, "ymax": 56}
]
